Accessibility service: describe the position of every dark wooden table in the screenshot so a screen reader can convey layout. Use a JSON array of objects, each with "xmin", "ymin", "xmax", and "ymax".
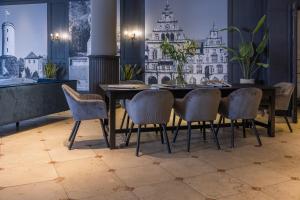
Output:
[{"xmin": 99, "ymin": 84, "xmax": 276, "ymax": 149}]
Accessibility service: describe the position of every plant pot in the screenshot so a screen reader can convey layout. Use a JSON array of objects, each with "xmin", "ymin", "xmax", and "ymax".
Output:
[
  {"xmin": 37, "ymin": 78, "xmax": 58, "ymax": 83},
  {"xmin": 240, "ymin": 79, "xmax": 255, "ymax": 84}
]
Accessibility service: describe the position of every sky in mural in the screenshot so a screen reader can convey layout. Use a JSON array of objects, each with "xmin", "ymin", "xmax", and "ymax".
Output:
[
  {"xmin": 0, "ymin": 3, "xmax": 47, "ymax": 58},
  {"xmin": 145, "ymin": 0, "xmax": 228, "ymax": 43}
]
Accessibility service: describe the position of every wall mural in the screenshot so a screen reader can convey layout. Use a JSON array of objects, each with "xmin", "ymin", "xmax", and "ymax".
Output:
[
  {"xmin": 69, "ymin": 0, "xmax": 120, "ymax": 91},
  {"xmin": 69, "ymin": 0, "xmax": 91, "ymax": 91},
  {"xmin": 0, "ymin": 3, "xmax": 47, "ymax": 83},
  {"xmin": 145, "ymin": 0, "xmax": 228, "ymax": 84}
]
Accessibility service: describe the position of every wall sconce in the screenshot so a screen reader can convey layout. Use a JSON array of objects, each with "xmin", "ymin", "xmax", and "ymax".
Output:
[
  {"xmin": 124, "ymin": 30, "xmax": 142, "ymax": 41},
  {"xmin": 50, "ymin": 32, "xmax": 71, "ymax": 42}
]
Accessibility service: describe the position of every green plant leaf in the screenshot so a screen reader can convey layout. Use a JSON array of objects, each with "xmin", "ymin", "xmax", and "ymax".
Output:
[
  {"xmin": 256, "ymin": 29, "xmax": 269, "ymax": 54},
  {"xmin": 219, "ymin": 26, "xmax": 241, "ymax": 33},
  {"xmin": 220, "ymin": 46, "xmax": 238, "ymax": 55},
  {"xmin": 252, "ymin": 15, "xmax": 267, "ymax": 34},
  {"xmin": 239, "ymin": 42, "xmax": 254, "ymax": 58},
  {"xmin": 256, "ymin": 63, "xmax": 269, "ymax": 68},
  {"xmin": 230, "ymin": 56, "xmax": 243, "ymax": 62}
]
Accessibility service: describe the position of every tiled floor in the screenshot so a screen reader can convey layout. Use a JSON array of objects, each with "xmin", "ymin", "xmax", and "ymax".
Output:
[{"xmin": 1, "ymin": 109, "xmax": 300, "ymax": 200}]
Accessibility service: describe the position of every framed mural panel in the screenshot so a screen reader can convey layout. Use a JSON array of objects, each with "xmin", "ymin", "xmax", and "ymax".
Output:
[
  {"xmin": 68, "ymin": 0, "xmax": 91, "ymax": 91},
  {"xmin": 68, "ymin": 0, "xmax": 120, "ymax": 91},
  {"xmin": 0, "ymin": 3, "xmax": 47, "ymax": 84},
  {"xmin": 145, "ymin": 0, "xmax": 228, "ymax": 84}
]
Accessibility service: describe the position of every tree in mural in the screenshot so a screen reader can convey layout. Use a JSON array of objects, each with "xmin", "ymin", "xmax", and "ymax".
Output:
[{"xmin": 69, "ymin": 0, "xmax": 91, "ymax": 56}]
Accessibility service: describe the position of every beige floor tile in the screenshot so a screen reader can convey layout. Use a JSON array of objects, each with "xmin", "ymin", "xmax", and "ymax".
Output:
[
  {"xmin": 221, "ymin": 190, "xmax": 274, "ymax": 200},
  {"xmin": 134, "ymin": 180, "xmax": 205, "ymax": 200},
  {"xmin": 194, "ymin": 149, "xmax": 252, "ymax": 170},
  {"xmin": 184, "ymin": 172, "xmax": 250, "ymax": 199},
  {"xmin": 0, "ymin": 142, "xmax": 51, "ymax": 168},
  {"xmin": 48, "ymin": 146, "xmax": 96, "ymax": 162},
  {"xmin": 226, "ymin": 165, "xmax": 289, "ymax": 187},
  {"xmin": 0, "ymin": 181, "xmax": 67, "ymax": 200},
  {"xmin": 97, "ymin": 148, "xmax": 154, "ymax": 170},
  {"xmin": 115, "ymin": 165, "xmax": 174, "ymax": 188},
  {"xmin": 82, "ymin": 191, "xmax": 138, "ymax": 200},
  {"xmin": 229, "ymin": 144, "xmax": 283, "ymax": 163},
  {"xmin": 262, "ymin": 157, "xmax": 300, "ymax": 178},
  {"xmin": 263, "ymin": 180, "xmax": 300, "ymax": 200},
  {"xmin": 159, "ymin": 157, "xmax": 216, "ymax": 178},
  {"xmin": 0, "ymin": 163, "xmax": 57, "ymax": 187},
  {"xmin": 54, "ymin": 158, "xmax": 123, "ymax": 199}
]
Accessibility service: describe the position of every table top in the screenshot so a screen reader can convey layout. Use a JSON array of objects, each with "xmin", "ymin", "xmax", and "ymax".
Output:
[
  {"xmin": 100, "ymin": 83, "xmax": 275, "ymax": 92},
  {"xmin": 99, "ymin": 83, "xmax": 275, "ymax": 99}
]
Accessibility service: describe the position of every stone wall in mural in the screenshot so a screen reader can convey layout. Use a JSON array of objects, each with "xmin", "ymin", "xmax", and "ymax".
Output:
[{"xmin": 145, "ymin": 0, "xmax": 228, "ymax": 84}]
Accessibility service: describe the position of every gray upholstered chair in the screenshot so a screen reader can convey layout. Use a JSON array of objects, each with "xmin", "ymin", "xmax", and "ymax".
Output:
[
  {"xmin": 218, "ymin": 88, "xmax": 263, "ymax": 148},
  {"xmin": 274, "ymin": 82, "xmax": 295, "ymax": 132},
  {"xmin": 125, "ymin": 90, "xmax": 174, "ymax": 156},
  {"xmin": 119, "ymin": 80, "xmax": 145, "ymax": 132},
  {"xmin": 62, "ymin": 84, "xmax": 109, "ymax": 150},
  {"xmin": 173, "ymin": 89, "xmax": 221, "ymax": 152}
]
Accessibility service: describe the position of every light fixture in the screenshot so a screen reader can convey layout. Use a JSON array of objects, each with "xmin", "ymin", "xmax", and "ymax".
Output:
[
  {"xmin": 50, "ymin": 32, "xmax": 71, "ymax": 42},
  {"xmin": 124, "ymin": 30, "xmax": 142, "ymax": 41}
]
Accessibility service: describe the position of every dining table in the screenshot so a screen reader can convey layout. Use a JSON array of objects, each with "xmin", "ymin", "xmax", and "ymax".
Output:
[{"xmin": 99, "ymin": 84, "xmax": 276, "ymax": 149}]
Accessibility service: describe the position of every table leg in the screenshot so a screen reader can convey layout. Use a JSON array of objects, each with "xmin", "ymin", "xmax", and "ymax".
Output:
[
  {"xmin": 109, "ymin": 97, "xmax": 117, "ymax": 149},
  {"xmin": 268, "ymin": 93, "xmax": 275, "ymax": 137}
]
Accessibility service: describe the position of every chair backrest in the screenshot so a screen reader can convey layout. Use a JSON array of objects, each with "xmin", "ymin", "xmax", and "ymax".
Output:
[
  {"xmin": 62, "ymin": 84, "xmax": 81, "ymax": 112},
  {"xmin": 62, "ymin": 84, "xmax": 107, "ymax": 121},
  {"xmin": 227, "ymin": 88, "xmax": 262, "ymax": 120},
  {"xmin": 126, "ymin": 90, "xmax": 174, "ymax": 124},
  {"xmin": 182, "ymin": 89, "xmax": 221, "ymax": 121},
  {"xmin": 274, "ymin": 82, "xmax": 295, "ymax": 111}
]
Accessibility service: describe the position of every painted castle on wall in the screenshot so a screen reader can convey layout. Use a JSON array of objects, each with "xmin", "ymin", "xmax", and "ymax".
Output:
[
  {"xmin": 0, "ymin": 11, "xmax": 46, "ymax": 80},
  {"xmin": 145, "ymin": 1, "xmax": 228, "ymax": 84}
]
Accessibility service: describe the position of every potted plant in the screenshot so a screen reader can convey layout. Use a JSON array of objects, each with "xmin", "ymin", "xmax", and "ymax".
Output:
[
  {"xmin": 221, "ymin": 15, "xmax": 269, "ymax": 84},
  {"xmin": 121, "ymin": 64, "xmax": 143, "ymax": 81},
  {"xmin": 44, "ymin": 62, "xmax": 58, "ymax": 80},
  {"xmin": 160, "ymin": 39, "xmax": 197, "ymax": 86}
]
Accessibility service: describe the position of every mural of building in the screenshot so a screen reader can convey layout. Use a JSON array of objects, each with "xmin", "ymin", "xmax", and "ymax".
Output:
[
  {"xmin": 145, "ymin": 1, "xmax": 228, "ymax": 84},
  {"xmin": 23, "ymin": 52, "xmax": 46, "ymax": 79},
  {"xmin": 2, "ymin": 22, "xmax": 15, "ymax": 56},
  {"xmin": 0, "ymin": 21, "xmax": 19, "ymax": 78}
]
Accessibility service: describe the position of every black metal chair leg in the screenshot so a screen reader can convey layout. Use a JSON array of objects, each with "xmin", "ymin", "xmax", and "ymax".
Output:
[
  {"xmin": 69, "ymin": 121, "xmax": 81, "ymax": 150},
  {"xmin": 173, "ymin": 118, "xmax": 182, "ymax": 143},
  {"xmin": 159, "ymin": 124, "xmax": 164, "ymax": 144},
  {"xmin": 251, "ymin": 120, "xmax": 262, "ymax": 146},
  {"xmin": 136, "ymin": 125, "xmax": 142, "ymax": 157},
  {"xmin": 202, "ymin": 121, "xmax": 207, "ymax": 141},
  {"xmin": 125, "ymin": 122, "xmax": 135, "ymax": 146},
  {"xmin": 100, "ymin": 119, "xmax": 110, "ymax": 148},
  {"xmin": 125, "ymin": 115, "xmax": 130, "ymax": 137},
  {"xmin": 230, "ymin": 120, "xmax": 235, "ymax": 148},
  {"xmin": 172, "ymin": 112, "xmax": 176, "ymax": 134},
  {"xmin": 216, "ymin": 115, "xmax": 223, "ymax": 134},
  {"xmin": 235, "ymin": 120, "xmax": 239, "ymax": 129},
  {"xmin": 187, "ymin": 122, "xmax": 192, "ymax": 152},
  {"xmin": 162, "ymin": 124, "xmax": 172, "ymax": 154},
  {"xmin": 210, "ymin": 121, "xmax": 221, "ymax": 150},
  {"xmin": 242, "ymin": 120, "xmax": 246, "ymax": 138},
  {"xmin": 69, "ymin": 121, "xmax": 79, "ymax": 141},
  {"xmin": 154, "ymin": 124, "xmax": 158, "ymax": 134},
  {"xmin": 120, "ymin": 110, "xmax": 127, "ymax": 130},
  {"xmin": 198, "ymin": 121, "xmax": 203, "ymax": 134},
  {"xmin": 284, "ymin": 116, "xmax": 293, "ymax": 133}
]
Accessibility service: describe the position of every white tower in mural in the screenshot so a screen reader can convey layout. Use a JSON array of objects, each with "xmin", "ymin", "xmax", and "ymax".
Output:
[{"xmin": 2, "ymin": 22, "xmax": 16, "ymax": 56}]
